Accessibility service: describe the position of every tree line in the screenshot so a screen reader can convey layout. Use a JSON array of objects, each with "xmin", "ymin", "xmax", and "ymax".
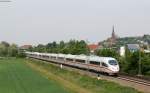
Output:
[
  {"xmin": 0, "ymin": 40, "xmax": 149, "ymax": 76},
  {"xmin": 29, "ymin": 40, "xmax": 90, "ymax": 55},
  {"xmin": 0, "ymin": 41, "xmax": 25, "ymax": 57},
  {"xmin": 96, "ymin": 49, "xmax": 150, "ymax": 76}
]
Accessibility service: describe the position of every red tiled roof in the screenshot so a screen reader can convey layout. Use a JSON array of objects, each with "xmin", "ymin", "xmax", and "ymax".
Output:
[
  {"xmin": 88, "ymin": 44, "xmax": 99, "ymax": 50},
  {"xmin": 20, "ymin": 45, "xmax": 32, "ymax": 49}
]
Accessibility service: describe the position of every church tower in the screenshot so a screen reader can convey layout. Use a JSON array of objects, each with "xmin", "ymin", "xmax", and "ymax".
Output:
[
  {"xmin": 110, "ymin": 25, "xmax": 117, "ymax": 45},
  {"xmin": 106, "ymin": 25, "xmax": 118, "ymax": 47},
  {"xmin": 112, "ymin": 26, "xmax": 116, "ymax": 39}
]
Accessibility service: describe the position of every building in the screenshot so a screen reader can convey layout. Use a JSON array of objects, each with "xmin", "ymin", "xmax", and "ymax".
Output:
[
  {"xmin": 88, "ymin": 44, "xmax": 99, "ymax": 53},
  {"xmin": 20, "ymin": 45, "xmax": 32, "ymax": 50},
  {"xmin": 120, "ymin": 44, "xmax": 140, "ymax": 56},
  {"xmin": 109, "ymin": 26, "xmax": 117, "ymax": 45},
  {"xmin": 103, "ymin": 26, "xmax": 118, "ymax": 47},
  {"xmin": 111, "ymin": 26, "xmax": 117, "ymax": 44},
  {"xmin": 144, "ymin": 49, "xmax": 150, "ymax": 53},
  {"xmin": 120, "ymin": 46, "xmax": 125, "ymax": 57},
  {"xmin": 127, "ymin": 44, "xmax": 140, "ymax": 52}
]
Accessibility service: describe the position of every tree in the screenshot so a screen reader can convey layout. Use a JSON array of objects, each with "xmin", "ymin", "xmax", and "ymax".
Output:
[
  {"xmin": 141, "ymin": 54, "xmax": 150, "ymax": 75},
  {"xmin": 0, "ymin": 42, "xmax": 23, "ymax": 57},
  {"xmin": 32, "ymin": 40, "xmax": 89, "ymax": 55},
  {"xmin": 36, "ymin": 44, "xmax": 46, "ymax": 52},
  {"xmin": 0, "ymin": 43, "xmax": 8, "ymax": 56},
  {"xmin": 58, "ymin": 41, "xmax": 65, "ymax": 53},
  {"xmin": 1, "ymin": 41, "xmax": 10, "ymax": 47},
  {"xmin": 96, "ymin": 49, "xmax": 119, "ymax": 58},
  {"xmin": 8, "ymin": 44, "xmax": 18, "ymax": 57},
  {"xmin": 123, "ymin": 50, "xmax": 150, "ymax": 75}
]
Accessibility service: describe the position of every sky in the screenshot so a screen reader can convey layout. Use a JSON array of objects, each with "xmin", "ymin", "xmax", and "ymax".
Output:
[{"xmin": 0, "ymin": 0, "xmax": 150, "ymax": 46}]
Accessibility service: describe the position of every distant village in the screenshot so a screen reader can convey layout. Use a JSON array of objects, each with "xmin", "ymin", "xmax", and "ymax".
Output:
[
  {"xmin": 20, "ymin": 26, "xmax": 150, "ymax": 56},
  {"xmin": 87, "ymin": 26, "xmax": 150, "ymax": 56}
]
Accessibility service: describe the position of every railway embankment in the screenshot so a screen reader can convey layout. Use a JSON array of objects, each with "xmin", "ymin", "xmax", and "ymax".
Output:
[{"xmin": 27, "ymin": 59, "xmax": 143, "ymax": 93}]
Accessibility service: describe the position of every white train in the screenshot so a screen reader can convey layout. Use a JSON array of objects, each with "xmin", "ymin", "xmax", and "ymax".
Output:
[{"xmin": 26, "ymin": 52, "xmax": 120, "ymax": 75}]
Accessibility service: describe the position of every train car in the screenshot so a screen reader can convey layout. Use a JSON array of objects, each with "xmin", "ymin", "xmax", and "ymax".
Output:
[
  {"xmin": 57, "ymin": 54, "xmax": 66, "ymax": 61},
  {"xmin": 88, "ymin": 56, "xmax": 119, "ymax": 75},
  {"xmin": 74, "ymin": 55, "xmax": 88, "ymax": 69},
  {"xmin": 88, "ymin": 56, "xmax": 102, "ymax": 71},
  {"xmin": 65, "ymin": 54, "xmax": 76, "ymax": 66},
  {"xmin": 25, "ymin": 52, "xmax": 119, "ymax": 75}
]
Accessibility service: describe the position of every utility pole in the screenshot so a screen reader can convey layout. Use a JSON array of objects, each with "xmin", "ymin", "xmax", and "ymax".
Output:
[
  {"xmin": 85, "ymin": 39, "xmax": 91, "ymax": 75},
  {"xmin": 138, "ymin": 48, "xmax": 142, "ymax": 76}
]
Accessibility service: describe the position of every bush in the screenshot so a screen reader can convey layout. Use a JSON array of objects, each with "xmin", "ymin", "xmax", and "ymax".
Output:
[{"xmin": 17, "ymin": 50, "xmax": 26, "ymax": 58}]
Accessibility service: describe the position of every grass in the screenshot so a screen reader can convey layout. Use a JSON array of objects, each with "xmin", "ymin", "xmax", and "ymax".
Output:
[
  {"xmin": 0, "ymin": 58, "xmax": 142, "ymax": 93},
  {"xmin": 27, "ymin": 59, "xmax": 142, "ymax": 93},
  {"xmin": 0, "ymin": 58, "xmax": 69, "ymax": 93}
]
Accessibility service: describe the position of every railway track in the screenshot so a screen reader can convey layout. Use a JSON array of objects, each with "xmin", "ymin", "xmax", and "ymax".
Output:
[{"xmin": 117, "ymin": 75, "xmax": 150, "ymax": 86}]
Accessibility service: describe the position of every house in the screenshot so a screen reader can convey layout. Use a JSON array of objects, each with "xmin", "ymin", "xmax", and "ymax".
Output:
[
  {"xmin": 144, "ymin": 50, "xmax": 150, "ymax": 53},
  {"xmin": 120, "ymin": 46, "xmax": 125, "ymax": 57},
  {"xmin": 20, "ymin": 45, "xmax": 32, "ymax": 50},
  {"xmin": 88, "ymin": 44, "xmax": 99, "ymax": 53},
  {"xmin": 127, "ymin": 44, "xmax": 140, "ymax": 52}
]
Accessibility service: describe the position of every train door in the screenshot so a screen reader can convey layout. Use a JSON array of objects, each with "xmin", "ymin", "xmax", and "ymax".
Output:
[{"xmin": 101, "ymin": 62, "xmax": 108, "ymax": 73}]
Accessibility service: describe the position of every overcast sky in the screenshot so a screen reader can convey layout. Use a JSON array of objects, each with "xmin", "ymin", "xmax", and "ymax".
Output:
[{"xmin": 0, "ymin": 0, "xmax": 150, "ymax": 45}]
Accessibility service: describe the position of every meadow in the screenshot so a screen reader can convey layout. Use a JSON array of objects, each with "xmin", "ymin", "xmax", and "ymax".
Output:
[{"xmin": 0, "ymin": 58, "xmax": 69, "ymax": 93}]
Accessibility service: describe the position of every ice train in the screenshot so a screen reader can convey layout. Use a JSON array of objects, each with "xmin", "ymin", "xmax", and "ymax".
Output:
[{"xmin": 26, "ymin": 52, "xmax": 120, "ymax": 75}]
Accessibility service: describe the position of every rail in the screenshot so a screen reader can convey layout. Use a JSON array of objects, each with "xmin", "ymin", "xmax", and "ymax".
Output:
[{"xmin": 117, "ymin": 75, "xmax": 150, "ymax": 86}]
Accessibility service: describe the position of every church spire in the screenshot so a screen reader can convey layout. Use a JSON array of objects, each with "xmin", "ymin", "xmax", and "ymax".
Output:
[{"xmin": 112, "ymin": 25, "xmax": 115, "ymax": 39}]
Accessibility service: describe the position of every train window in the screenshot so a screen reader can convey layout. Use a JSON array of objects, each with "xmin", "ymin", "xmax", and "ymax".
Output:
[
  {"xmin": 51, "ymin": 56, "xmax": 56, "ymax": 59},
  {"xmin": 58, "ymin": 57, "xmax": 64, "ymax": 60},
  {"xmin": 102, "ymin": 62, "xmax": 108, "ymax": 67},
  {"xmin": 42, "ymin": 55, "xmax": 49, "ymax": 58},
  {"xmin": 90, "ymin": 61, "xmax": 100, "ymax": 65},
  {"xmin": 109, "ymin": 60, "xmax": 117, "ymax": 65},
  {"xmin": 75, "ymin": 59, "xmax": 85, "ymax": 63},
  {"xmin": 66, "ymin": 58, "xmax": 73, "ymax": 61}
]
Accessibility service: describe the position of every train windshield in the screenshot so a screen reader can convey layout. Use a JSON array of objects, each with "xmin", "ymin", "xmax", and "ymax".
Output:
[{"xmin": 109, "ymin": 60, "xmax": 118, "ymax": 65}]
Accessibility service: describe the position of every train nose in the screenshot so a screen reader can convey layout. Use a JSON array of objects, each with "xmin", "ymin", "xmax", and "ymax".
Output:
[
  {"xmin": 116, "ymin": 66, "xmax": 119, "ymax": 71},
  {"xmin": 111, "ymin": 66, "xmax": 119, "ymax": 72}
]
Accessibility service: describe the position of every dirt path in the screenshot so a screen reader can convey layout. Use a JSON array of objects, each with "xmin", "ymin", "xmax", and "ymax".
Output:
[{"xmin": 26, "ymin": 61, "xmax": 92, "ymax": 93}]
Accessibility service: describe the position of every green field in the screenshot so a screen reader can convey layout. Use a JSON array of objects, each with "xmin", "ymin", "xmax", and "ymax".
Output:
[
  {"xmin": 0, "ymin": 58, "xmax": 68, "ymax": 93},
  {"xmin": 0, "ymin": 58, "xmax": 142, "ymax": 93}
]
